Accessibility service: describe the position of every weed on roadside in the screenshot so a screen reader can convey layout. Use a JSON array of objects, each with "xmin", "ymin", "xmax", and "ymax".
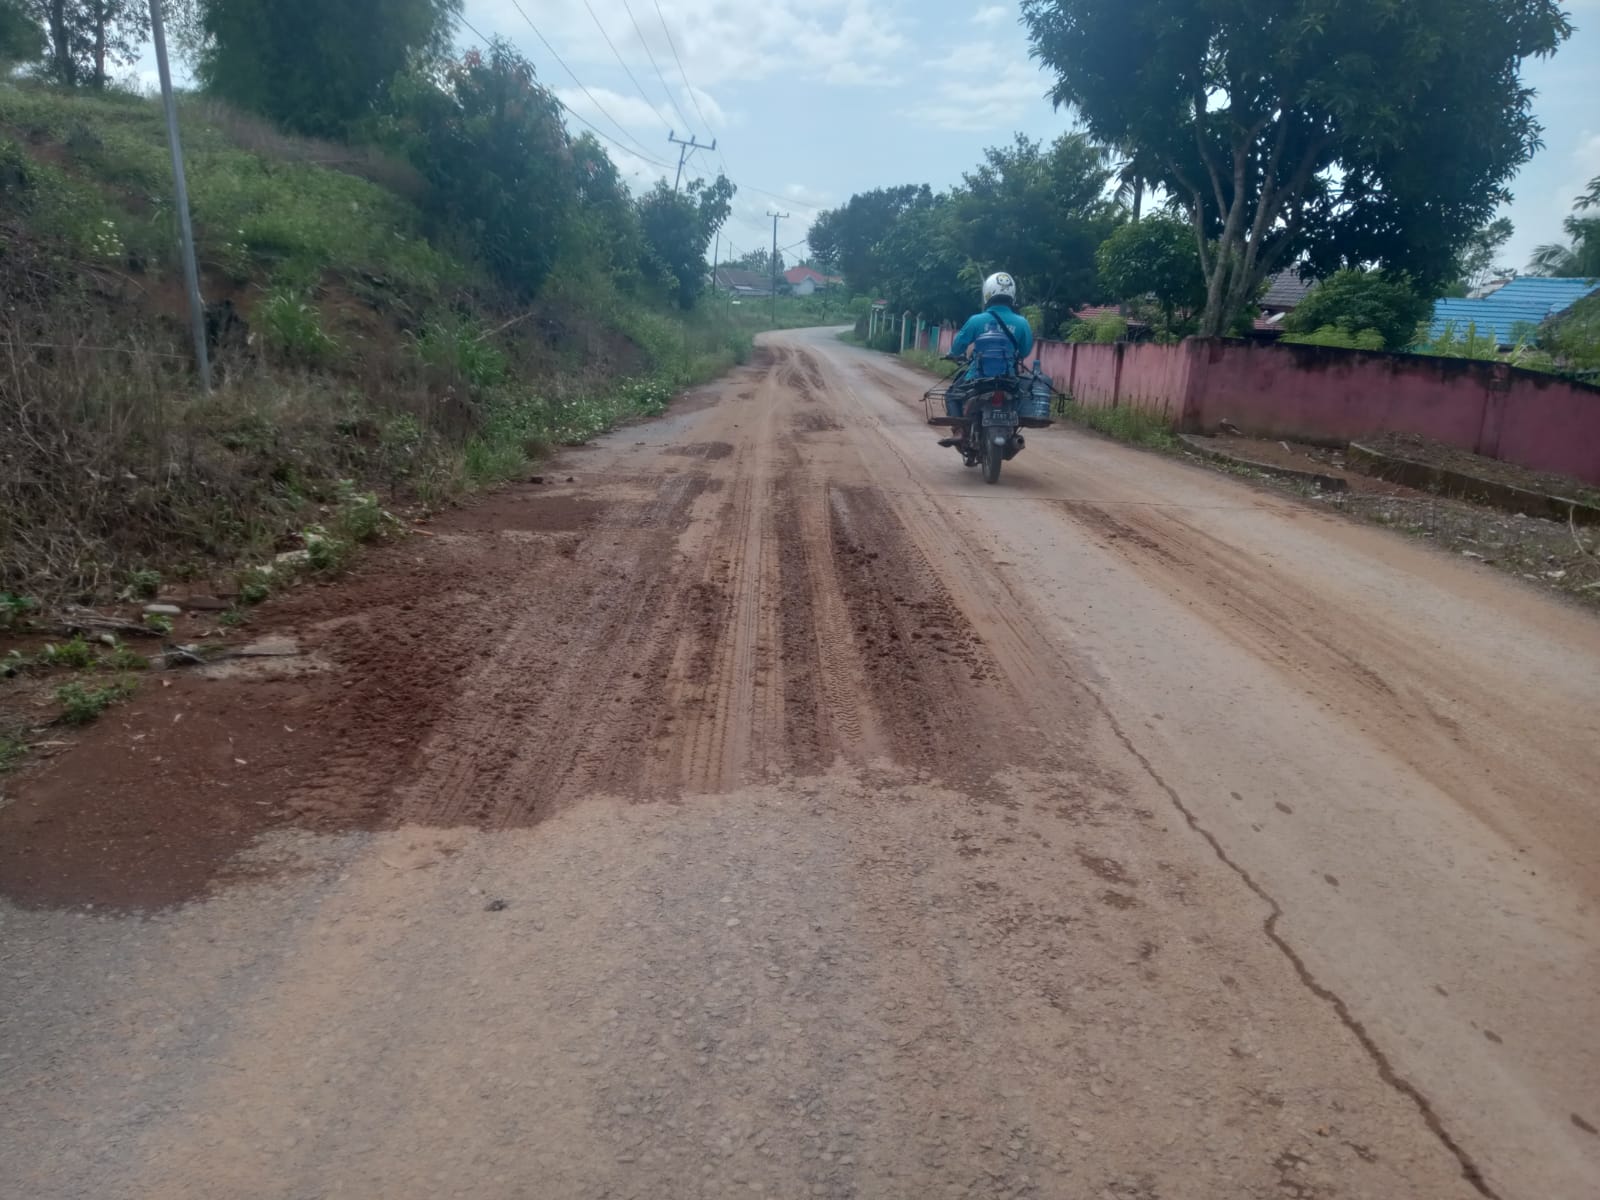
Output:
[
  {"xmin": 1, "ymin": 593, "xmax": 39, "ymax": 631},
  {"xmin": 1056, "ymin": 398, "xmax": 1180, "ymax": 450},
  {"xmin": 55, "ymin": 677, "xmax": 137, "ymax": 726},
  {"xmin": 103, "ymin": 646, "xmax": 150, "ymax": 671}
]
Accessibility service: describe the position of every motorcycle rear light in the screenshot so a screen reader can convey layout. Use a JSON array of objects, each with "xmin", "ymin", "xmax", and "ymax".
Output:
[{"xmin": 991, "ymin": 392, "xmax": 1004, "ymax": 406}]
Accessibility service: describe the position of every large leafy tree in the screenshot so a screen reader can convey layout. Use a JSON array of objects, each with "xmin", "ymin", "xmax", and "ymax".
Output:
[
  {"xmin": 875, "ymin": 198, "xmax": 969, "ymax": 322},
  {"xmin": 384, "ymin": 41, "xmax": 571, "ymax": 297},
  {"xmin": 948, "ymin": 132, "xmax": 1118, "ymax": 328},
  {"xmin": 199, "ymin": 0, "xmax": 459, "ymax": 137},
  {"xmin": 1529, "ymin": 177, "xmax": 1600, "ymax": 278},
  {"xmin": 1096, "ymin": 213, "xmax": 1207, "ymax": 327},
  {"xmin": 1021, "ymin": 0, "xmax": 1573, "ymax": 337},
  {"xmin": 807, "ymin": 184, "xmax": 933, "ymax": 295},
  {"xmin": 637, "ymin": 175, "xmax": 734, "ymax": 309},
  {"xmin": 27, "ymin": 0, "xmax": 146, "ymax": 88}
]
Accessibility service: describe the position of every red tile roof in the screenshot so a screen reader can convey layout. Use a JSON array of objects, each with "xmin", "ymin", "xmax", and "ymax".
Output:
[{"xmin": 785, "ymin": 266, "xmax": 825, "ymax": 285}]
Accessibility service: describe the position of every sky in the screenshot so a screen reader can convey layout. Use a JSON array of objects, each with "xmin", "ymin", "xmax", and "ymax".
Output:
[{"xmin": 143, "ymin": 0, "xmax": 1599, "ymax": 276}]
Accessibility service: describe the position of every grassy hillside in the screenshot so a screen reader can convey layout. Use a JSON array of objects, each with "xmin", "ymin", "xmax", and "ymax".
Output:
[{"xmin": 0, "ymin": 84, "xmax": 749, "ymax": 601}]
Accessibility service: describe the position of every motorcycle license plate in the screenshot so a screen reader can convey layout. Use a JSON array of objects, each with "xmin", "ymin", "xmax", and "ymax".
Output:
[{"xmin": 983, "ymin": 409, "xmax": 1018, "ymax": 427}]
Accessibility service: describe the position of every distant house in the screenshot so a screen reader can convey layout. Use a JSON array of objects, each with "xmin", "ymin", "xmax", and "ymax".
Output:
[
  {"xmin": 715, "ymin": 267, "xmax": 773, "ymax": 298},
  {"xmin": 1254, "ymin": 270, "xmax": 1317, "ymax": 336},
  {"xmin": 1427, "ymin": 276, "xmax": 1600, "ymax": 349},
  {"xmin": 783, "ymin": 266, "xmax": 844, "ymax": 296},
  {"xmin": 784, "ymin": 266, "xmax": 825, "ymax": 296}
]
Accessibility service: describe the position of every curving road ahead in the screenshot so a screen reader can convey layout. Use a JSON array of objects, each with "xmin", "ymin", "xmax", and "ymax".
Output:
[{"xmin": 2, "ymin": 328, "xmax": 1597, "ymax": 1200}]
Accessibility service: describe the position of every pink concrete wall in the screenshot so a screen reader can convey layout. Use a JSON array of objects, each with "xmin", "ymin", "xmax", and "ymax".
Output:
[
  {"xmin": 1185, "ymin": 341, "xmax": 1490, "ymax": 451},
  {"xmin": 1118, "ymin": 342, "xmax": 1191, "ymax": 421},
  {"xmin": 924, "ymin": 330, "xmax": 1600, "ymax": 484}
]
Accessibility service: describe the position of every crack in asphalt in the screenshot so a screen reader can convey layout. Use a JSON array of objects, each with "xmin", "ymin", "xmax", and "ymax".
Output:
[{"xmin": 1090, "ymin": 694, "xmax": 1499, "ymax": 1200}]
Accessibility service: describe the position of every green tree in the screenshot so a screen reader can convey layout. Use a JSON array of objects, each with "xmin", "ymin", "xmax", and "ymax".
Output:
[
  {"xmin": 637, "ymin": 175, "xmax": 734, "ymax": 309},
  {"xmin": 875, "ymin": 197, "xmax": 969, "ymax": 322},
  {"xmin": 27, "ymin": 0, "xmax": 146, "ymax": 87},
  {"xmin": 200, "ymin": 0, "xmax": 459, "ymax": 137},
  {"xmin": 806, "ymin": 184, "xmax": 933, "ymax": 296},
  {"xmin": 1096, "ymin": 214, "xmax": 1206, "ymax": 329},
  {"xmin": 383, "ymin": 41, "xmax": 571, "ymax": 297},
  {"xmin": 564, "ymin": 131, "xmax": 646, "ymax": 290},
  {"xmin": 1452, "ymin": 217, "xmax": 1515, "ymax": 294},
  {"xmin": 0, "ymin": 1, "xmax": 44, "ymax": 70},
  {"xmin": 946, "ymin": 132, "xmax": 1119, "ymax": 330},
  {"xmin": 1021, "ymin": 0, "xmax": 1573, "ymax": 337},
  {"xmin": 729, "ymin": 247, "xmax": 785, "ymax": 277},
  {"xmin": 1528, "ymin": 177, "xmax": 1600, "ymax": 278},
  {"xmin": 1281, "ymin": 270, "xmax": 1429, "ymax": 351}
]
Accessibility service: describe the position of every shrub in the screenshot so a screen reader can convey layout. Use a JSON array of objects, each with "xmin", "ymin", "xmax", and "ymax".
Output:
[
  {"xmin": 258, "ymin": 289, "xmax": 339, "ymax": 365},
  {"xmin": 1283, "ymin": 270, "xmax": 1429, "ymax": 351},
  {"xmin": 56, "ymin": 677, "xmax": 137, "ymax": 725},
  {"xmin": 1282, "ymin": 325, "xmax": 1388, "ymax": 351}
]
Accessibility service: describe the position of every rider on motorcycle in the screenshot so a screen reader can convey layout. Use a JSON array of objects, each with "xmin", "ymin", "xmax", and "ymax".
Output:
[{"xmin": 938, "ymin": 272, "xmax": 1034, "ymax": 448}]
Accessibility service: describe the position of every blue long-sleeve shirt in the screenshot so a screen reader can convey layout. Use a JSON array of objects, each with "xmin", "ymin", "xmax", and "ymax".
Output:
[{"xmin": 950, "ymin": 304, "xmax": 1034, "ymax": 374}]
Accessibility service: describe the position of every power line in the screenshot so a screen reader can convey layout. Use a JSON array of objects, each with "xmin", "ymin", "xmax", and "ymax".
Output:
[
  {"xmin": 578, "ymin": 0, "xmax": 671, "ymax": 133},
  {"xmin": 457, "ymin": 12, "xmax": 677, "ymax": 170},
  {"xmin": 621, "ymin": 0, "xmax": 698, "ymax": 135},
  {"xmin": 651, "ymin": 0, "xmax": 716, "ymax": 137},
  {"xmin": 502, "ymin": 0, "xmax": 661, "ymax": 161}
]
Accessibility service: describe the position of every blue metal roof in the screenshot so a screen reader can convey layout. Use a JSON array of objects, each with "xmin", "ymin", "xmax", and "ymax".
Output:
[{"xmin": 1427, "ymin": 276, "xmax": 1600, "ymax": 348}]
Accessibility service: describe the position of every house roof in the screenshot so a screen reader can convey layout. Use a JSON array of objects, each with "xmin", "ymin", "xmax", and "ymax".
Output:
[
  {"xmin": 1427, "ymin": 276, "xmax": 1600, "ymax": 347},
  {"xmin": 1261, "ymin": 271, "xmax": 1316, "ymax": 310},
  {"xmin": 715, "ymin": 267, "xmax": 773, "ymax": 293},
  {"xmin": 785, "ymin": 266, "xmax": 825, "ymax": 285}
]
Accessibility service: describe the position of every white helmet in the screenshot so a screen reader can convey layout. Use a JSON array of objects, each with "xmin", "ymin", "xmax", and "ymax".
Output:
[{"xmin": 982, "ymin": 272, "xmax": 1017, "ymax": 307}]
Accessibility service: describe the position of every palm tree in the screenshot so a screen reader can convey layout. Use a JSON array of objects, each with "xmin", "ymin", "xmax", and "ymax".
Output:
[{"xmin": 1528, "ymin": 176, "xmax": 1600, "ymax": 278}]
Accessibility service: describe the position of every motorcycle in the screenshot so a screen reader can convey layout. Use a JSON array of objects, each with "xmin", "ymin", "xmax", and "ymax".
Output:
[{"xmin": 923, "ymin": 355, "xmax": 1055, "ymax": 486}]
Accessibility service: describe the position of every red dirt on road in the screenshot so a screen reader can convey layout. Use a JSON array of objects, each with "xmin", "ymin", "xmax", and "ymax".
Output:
[{"xmin": 1, "ymin": 330, "xmax": 1596, "ymax": 1200}]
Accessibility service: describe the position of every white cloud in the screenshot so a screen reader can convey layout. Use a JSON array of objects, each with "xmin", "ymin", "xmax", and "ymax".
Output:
[
  {"xmin": 469, "ymin": 0, "xmax": 907, "ymax": 91},
  {"xmin": 902, "ymin": 44, "xmax": 1050, "ymax": 132},
  {"xmin": 973, "ymin": 4, "xmax": 1012, "ymax": 27}
]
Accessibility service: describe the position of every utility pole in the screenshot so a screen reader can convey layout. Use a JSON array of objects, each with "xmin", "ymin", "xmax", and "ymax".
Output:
[
  {"xmin": 669, "ymin": 130, "xmax": 716, "ymax": 192},
  {"xmin": 768, "ymin": 211, "xmax": 789, "ymax": 329},
  {"xmin": 710, "ymin": 230, "xmax": 720, "ymax": 311},
  {"xmin": 148, "ymin": 0, "xmax": 210, "ymax": 393}
]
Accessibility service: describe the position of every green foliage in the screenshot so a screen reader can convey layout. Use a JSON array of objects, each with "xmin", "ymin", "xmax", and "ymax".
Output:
[
  {"xmin": 413, "ymin": 316, "xmax": 507, "ymax": 390},
  {"xmin": 806, "ymin": 185, "xmax": 932, "ymax": 295},
  {"xmin": 1097, "ymin": 215, "xmax": 1206, "ymax": 324},
  {"xmin": 237, "ymin": 568, "xmax": 273, "ymax": 605},
  {"xmin": 329, "ymin": 480, "xmax": 393, "ymax": 544},
  {"xmin": 1528, "ymin": 176, "xmax": 1600, "ymax": 278},
  {"xmin": 1057, "ymin": 397, "xmax": 1177, "ymax": 449},
  {"xmin": 1541, "ymin": 293, "xmax": 1600, "ymax": 371},
  {"xmin": 0, "ymin": 1, "xmax": 43, "ymax": 69},
  {"xmin": 1022, "ymin": 0, "xmax": 1574, "ymax": 336},
  {"xmin": 103, "ymin": 645, "xmax": 149, "ymax": 671},
  {"xmin": 41, "ymin": 636, "xmax": 97, "ymax": 669},
  {"xmin": 1283, "ymin": 271, "xmax": 1430, "ymax": 351},
  {"xmin": 199, "ymin": 0, "xmax": 459, "ymax": 137},
  {"xmin": 121, "ymin": 568, "xmax": 160, "ymax": 599},
  {"xmin": 1282, "ymin": 325, "xmax": 1387, "ymax": 352},
  {"xmin": 25, "ymin": 0, "xmax": 146, "ymax": 88},
  {"xmin": 55, "ymin": 676, "xmax": 136, "ymax": 725},
  {"xmin": 143, "ymin": 611, "xmax": 174, "ymax": 635},
  {"xmin": 1453, "ymin": 218, "xmax": 1515, "ymax": 293},
  {"xmin": 947, "ymin": 132, "xmax": 1118, "ymax": 328},
  {"xmin": 258, "ymin": 289, "xmax": 339, "ymax": 365},
  {"xmin": 638, "ymin": 175, "xmax": 735, "ymax": 309},
  {"xmin": 0, "ymin": 591, "xmax": 39, "ymax": 630},
  {"xmin": 382, "ymin": 40, "xmax": 571, "ymax": 297},
  {"xmin": 1064, "ymin": 313, "xmax": 1128, "ymax": 343}
]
